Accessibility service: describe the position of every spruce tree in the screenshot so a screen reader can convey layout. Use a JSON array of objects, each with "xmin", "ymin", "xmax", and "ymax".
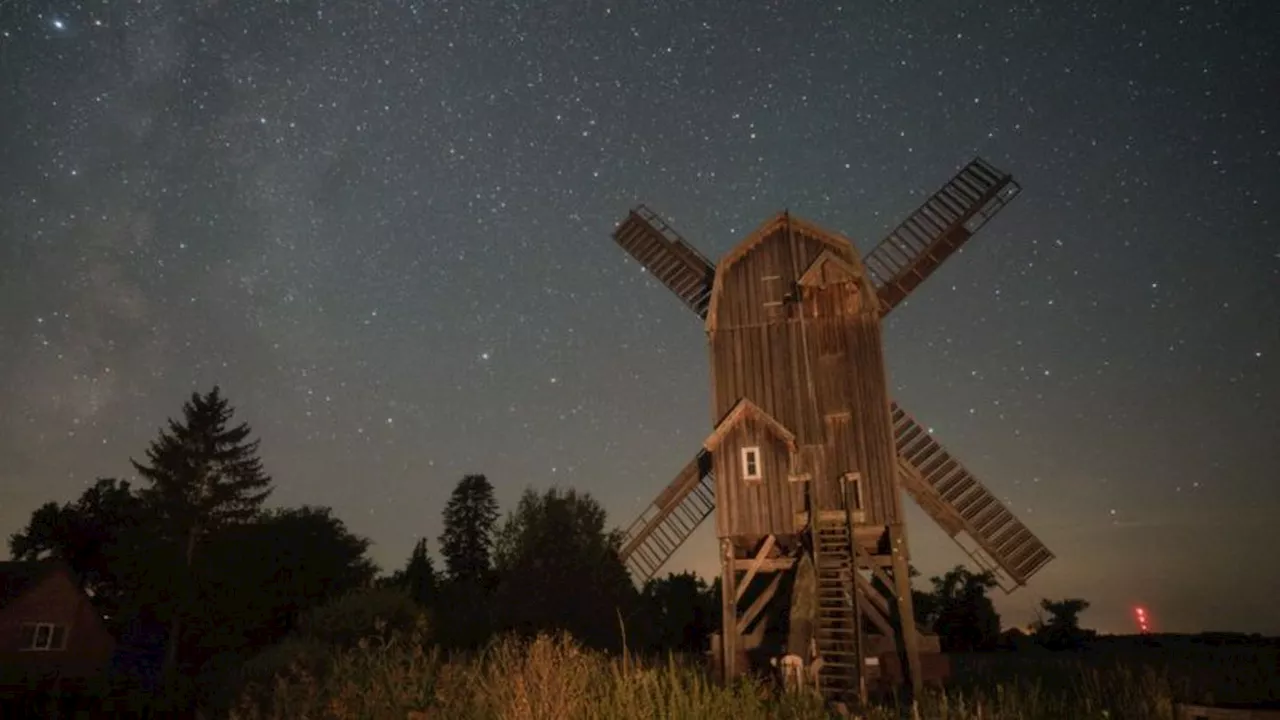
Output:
[
  {"xmin": 391, "ymin": 538, "xmax": 439, "ymax": 607},
  {"xmin": 130, "ymin": 385, "xmax": 273, "ymax": 677},
  {"xmin": 438, "ymin": 474, "xmax": 498, "ymax": 585}
]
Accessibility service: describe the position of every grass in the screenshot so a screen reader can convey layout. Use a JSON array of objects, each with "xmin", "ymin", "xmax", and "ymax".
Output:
[{"xmin": 227, "ymin": 626, "xmax": 1278, "ymax": 720}]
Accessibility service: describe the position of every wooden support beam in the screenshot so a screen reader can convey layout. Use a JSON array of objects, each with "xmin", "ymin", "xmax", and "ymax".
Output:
[
  {"xmin": 735, "ymin": 534, "xmax": 777, "ymax": 604},
  {"xmin": 858, "ymin": 595, "xmax": 895, "ymax": 638},
  {"xmin": 889, "ymin": 523, "xmax": 923, "ymax": 698},
  {"xmin": 854, "ymin": 570, "xmax": 892, "ymax": 619},
  {"xmin": 736, "ymin": 572, "xmax": 784, "ymax": 635},
  {"xmin": 720, "ymin": 539, "xmax": 739, "ymax": 680},
  {"xmin": 854, "ymin": 544, "xmax": 897, "ymax": 596},
  {"xmin": 733, "ymin": 557, "xmax": 795, "ymax": 572}
]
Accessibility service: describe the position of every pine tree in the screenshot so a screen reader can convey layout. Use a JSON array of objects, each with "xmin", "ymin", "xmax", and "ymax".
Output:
[
  {"xmin": 438, "ymin": 474, "xmax": 498, "ymax": 585},
  {"xmin": 130, "ymin": 385, "xmax": 273, "ymax": 677},
  {"xmin": 390, "ymin": 538, "xmax": 439, "ymax": 607}
]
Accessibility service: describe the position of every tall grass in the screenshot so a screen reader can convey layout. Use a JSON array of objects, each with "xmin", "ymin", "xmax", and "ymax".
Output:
[{"xmin": 229, "ymin": 628, "xmax": 1200, "ymax": 720}]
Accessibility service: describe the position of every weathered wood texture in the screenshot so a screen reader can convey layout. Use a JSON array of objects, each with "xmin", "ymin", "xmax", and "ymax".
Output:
[
  {"xmin": 707, "ymin": 213, "xmax": 900, "ymax": 538},
  {"xmin": 709, "ymin": 408, "xmax": 806, "ymax": 539}
]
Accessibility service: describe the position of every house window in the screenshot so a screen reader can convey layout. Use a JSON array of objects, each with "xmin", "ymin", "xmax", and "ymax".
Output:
[
  {"xmin": 741, "ymin": 446, "xmax": 762, "ymax": 481},
  {"xmin": 19, "ymin": 623, "xmax": 67, "ymax": 651}
]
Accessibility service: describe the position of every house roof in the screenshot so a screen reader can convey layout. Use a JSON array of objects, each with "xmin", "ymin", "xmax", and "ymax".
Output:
[
  {"xmin": 0, "ymin": 559, "xmax": 63, "ymax": 611},
  {"xmin": 703, "ymin": 398, "xmax": 796, "ymax": 452}
]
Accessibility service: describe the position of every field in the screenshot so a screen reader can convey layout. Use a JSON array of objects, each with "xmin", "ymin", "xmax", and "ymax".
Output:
[{"xmin": 227, "ymin": 628, "xmax": 1280, "ymax": 720}]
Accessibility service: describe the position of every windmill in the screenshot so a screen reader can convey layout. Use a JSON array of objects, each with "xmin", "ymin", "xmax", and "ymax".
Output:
[{"xmin": 606, "ymin": 157, "xmax": 1054, "ymax": 705}]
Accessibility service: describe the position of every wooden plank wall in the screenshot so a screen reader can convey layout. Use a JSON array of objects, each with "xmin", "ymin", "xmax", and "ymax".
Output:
[
  {"xmin": 802, "ymin": 279, "xmax": 900, "ymax": 525},
  {"xmin": 712, "ymin": 417, "xmax": 806, "ymax": 538},
  {"xmin": 710, "ymin": 218, "xmax": 902, "ymax": 536}
]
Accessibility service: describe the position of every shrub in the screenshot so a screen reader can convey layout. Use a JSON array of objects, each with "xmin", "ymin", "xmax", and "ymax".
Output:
[{"xmin": 296, "ymin": 586, "xmax": 426, "ymax": 649}]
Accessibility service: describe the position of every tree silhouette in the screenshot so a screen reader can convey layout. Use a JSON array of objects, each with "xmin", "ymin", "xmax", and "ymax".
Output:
[
  {"xmin": 130, "ymin": 386, "xmax": 273, "ymax": 677},
  {"xmin": 1034, "ymin": 597, "xmax": 1094, "ymax": 650},
  {"xmin": 188, "ymin": 506, "xmax": 377, "ymax": 665},
  {"xmin": 385, "ymin": 538, "xmax": 439, "ymax": 608},
  {"xmin": 438, "ymin": 474, "xmax": 499, "ymax": 586},
  {"xmin": 639, "ymin": 571, "xmax": 719, "ymax": 653},
  {"xmin": 8, "ymin": 480, "xmax": 136, "ymax": 582},
  {"xmin": 492, "ymin": 487, "xmax": 637, "ymax": 650},
  {"xmin": 8, "ymin": 477, "xmax": 162, "ymax": 632},
  {"xmin": 925, "ymin": 565, "xmax": 1002, "ymax": 652},
  {"xmin": 433, "ymin": 474, "xmax": 500, "ymax": 648}
]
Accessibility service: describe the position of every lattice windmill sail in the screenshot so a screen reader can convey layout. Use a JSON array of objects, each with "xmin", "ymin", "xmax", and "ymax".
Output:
[{"xmin": 604, "ymin": 157, "xmax": 1053, "ymax": 705}]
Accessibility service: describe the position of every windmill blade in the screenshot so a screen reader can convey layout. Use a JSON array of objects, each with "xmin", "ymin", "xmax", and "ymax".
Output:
[
  {"xmin": 617, "ymin": 449, "xmax": 716, "ymax": 583},
  {"xmin": 864, "ymin": 157, "xmax": 1022, "ymax": 316},
  {"xmin": 891, "ymin": 402, "xmax": 1054, "ymax": 592},
  {"xmin": 613, "ymin": 205, "xmax": 716, "ymax": 319}
]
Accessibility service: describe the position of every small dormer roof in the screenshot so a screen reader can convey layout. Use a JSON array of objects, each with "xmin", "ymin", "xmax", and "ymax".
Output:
[
  {"xmin": 703, "ymin": 398, "xmax": 796, "ymax": 452},
  {"xmin": 797, "ymin": 248, "xmax": 864, "ymax": 288}
]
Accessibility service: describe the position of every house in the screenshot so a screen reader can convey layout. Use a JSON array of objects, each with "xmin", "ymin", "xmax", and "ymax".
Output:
[{"xmin": 0, "ymin": 559, "xmax": 116, "ymax": 694}]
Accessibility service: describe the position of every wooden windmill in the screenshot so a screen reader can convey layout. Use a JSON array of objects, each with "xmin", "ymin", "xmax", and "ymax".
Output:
[{"xmin": 607, "ymin": 157, "xmax": 1054, "ymax": 704}]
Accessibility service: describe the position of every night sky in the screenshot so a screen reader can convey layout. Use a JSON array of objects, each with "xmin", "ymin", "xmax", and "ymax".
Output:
[{"xmin": 1, "ymin": 1, "xmax": 1277, "ymax": 636}]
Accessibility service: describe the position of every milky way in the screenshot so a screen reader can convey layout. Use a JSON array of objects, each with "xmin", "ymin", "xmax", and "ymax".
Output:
[{"xmin": 1, "ymin": 1, "xmax": 1277, "ymax": 634}]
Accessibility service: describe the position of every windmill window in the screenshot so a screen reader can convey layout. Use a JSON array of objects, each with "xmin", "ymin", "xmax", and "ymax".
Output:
[
  {"xmin": 741, "ymin": 447, "xmax": 762, "ymax": 481},
  {"xmin": 762, "ymin": 276, "xmax": 785, "ymax": 319},
  {"xmin": 19, "ymin": 623, "xmax": 67, "ymax": 651},
  {"xmin": 845, "ymin": 472, "xmax": 865, "ymax": 511}
]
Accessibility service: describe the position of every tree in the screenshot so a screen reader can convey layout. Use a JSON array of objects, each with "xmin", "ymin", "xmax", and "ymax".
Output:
[
  {"xmin": 384, "ymin": 538, "xmax": 439, "ymax": 608},
  {"xmin": 922, "ymin": 565, "xmax": 1002, "ymax": 652},
  {"xmin": 492, "ymin": 487, "xmax": 637, "ymax": 650},
  {"xmin": 1034, "ymin": 598, "xmax": 1094, "ymax": 650},
  {"xmin": 438, "ymin": 474, "xmax": 499, "ymax": 586},
  {"xmin": 130, "ymin": 386, "xmax": 273, "ymax": 676},
  {"xmin": 188, "ymin": 505, "xmax": 378, "ymax": 662},
  {"xmin": 8, "ymin": 478, "xmax": 162, "ymax": 630},
  {"xmin": 296, "ymin": 586, "xmax": 425, "ymax": 649},
  {"xmin": 639, "ymin": 571, "xmax": 718, "ymax": 654}
]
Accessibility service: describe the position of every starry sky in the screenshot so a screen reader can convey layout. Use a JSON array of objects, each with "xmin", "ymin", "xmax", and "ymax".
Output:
[{"xmin": 1, "ymin": 1, "xmax": 1277, "ymax": 636}]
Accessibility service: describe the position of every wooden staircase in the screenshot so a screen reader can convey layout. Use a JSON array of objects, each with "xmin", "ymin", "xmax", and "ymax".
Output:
[{"xmin": 814, "ymin": 517, "xmax": 862, "ymax": 705}]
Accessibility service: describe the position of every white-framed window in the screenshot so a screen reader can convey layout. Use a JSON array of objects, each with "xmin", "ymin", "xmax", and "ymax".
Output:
[
  {"xmin": 19, "ymin": 622, "xmax": 68, "ymax": 651},
  {"xmin": 741, "ymin": 446, "xmax": 762, "ymax": 481}
]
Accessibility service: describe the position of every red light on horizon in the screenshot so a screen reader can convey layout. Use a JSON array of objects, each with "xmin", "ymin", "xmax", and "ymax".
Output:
[{"xmin": 1133, "ymin": 605, "xmax": 1151, "ymax": 634}]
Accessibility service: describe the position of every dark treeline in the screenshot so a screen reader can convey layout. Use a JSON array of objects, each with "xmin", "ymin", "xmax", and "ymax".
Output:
[{"xmin": 8, "ymin": 387, "xmax": 1095, "ymax": 714}]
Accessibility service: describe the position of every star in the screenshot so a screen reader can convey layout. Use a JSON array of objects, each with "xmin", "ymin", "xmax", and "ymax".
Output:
[{"xmin": 0, "ymin": 0, "xmax": 1275, "ymax": 641}]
